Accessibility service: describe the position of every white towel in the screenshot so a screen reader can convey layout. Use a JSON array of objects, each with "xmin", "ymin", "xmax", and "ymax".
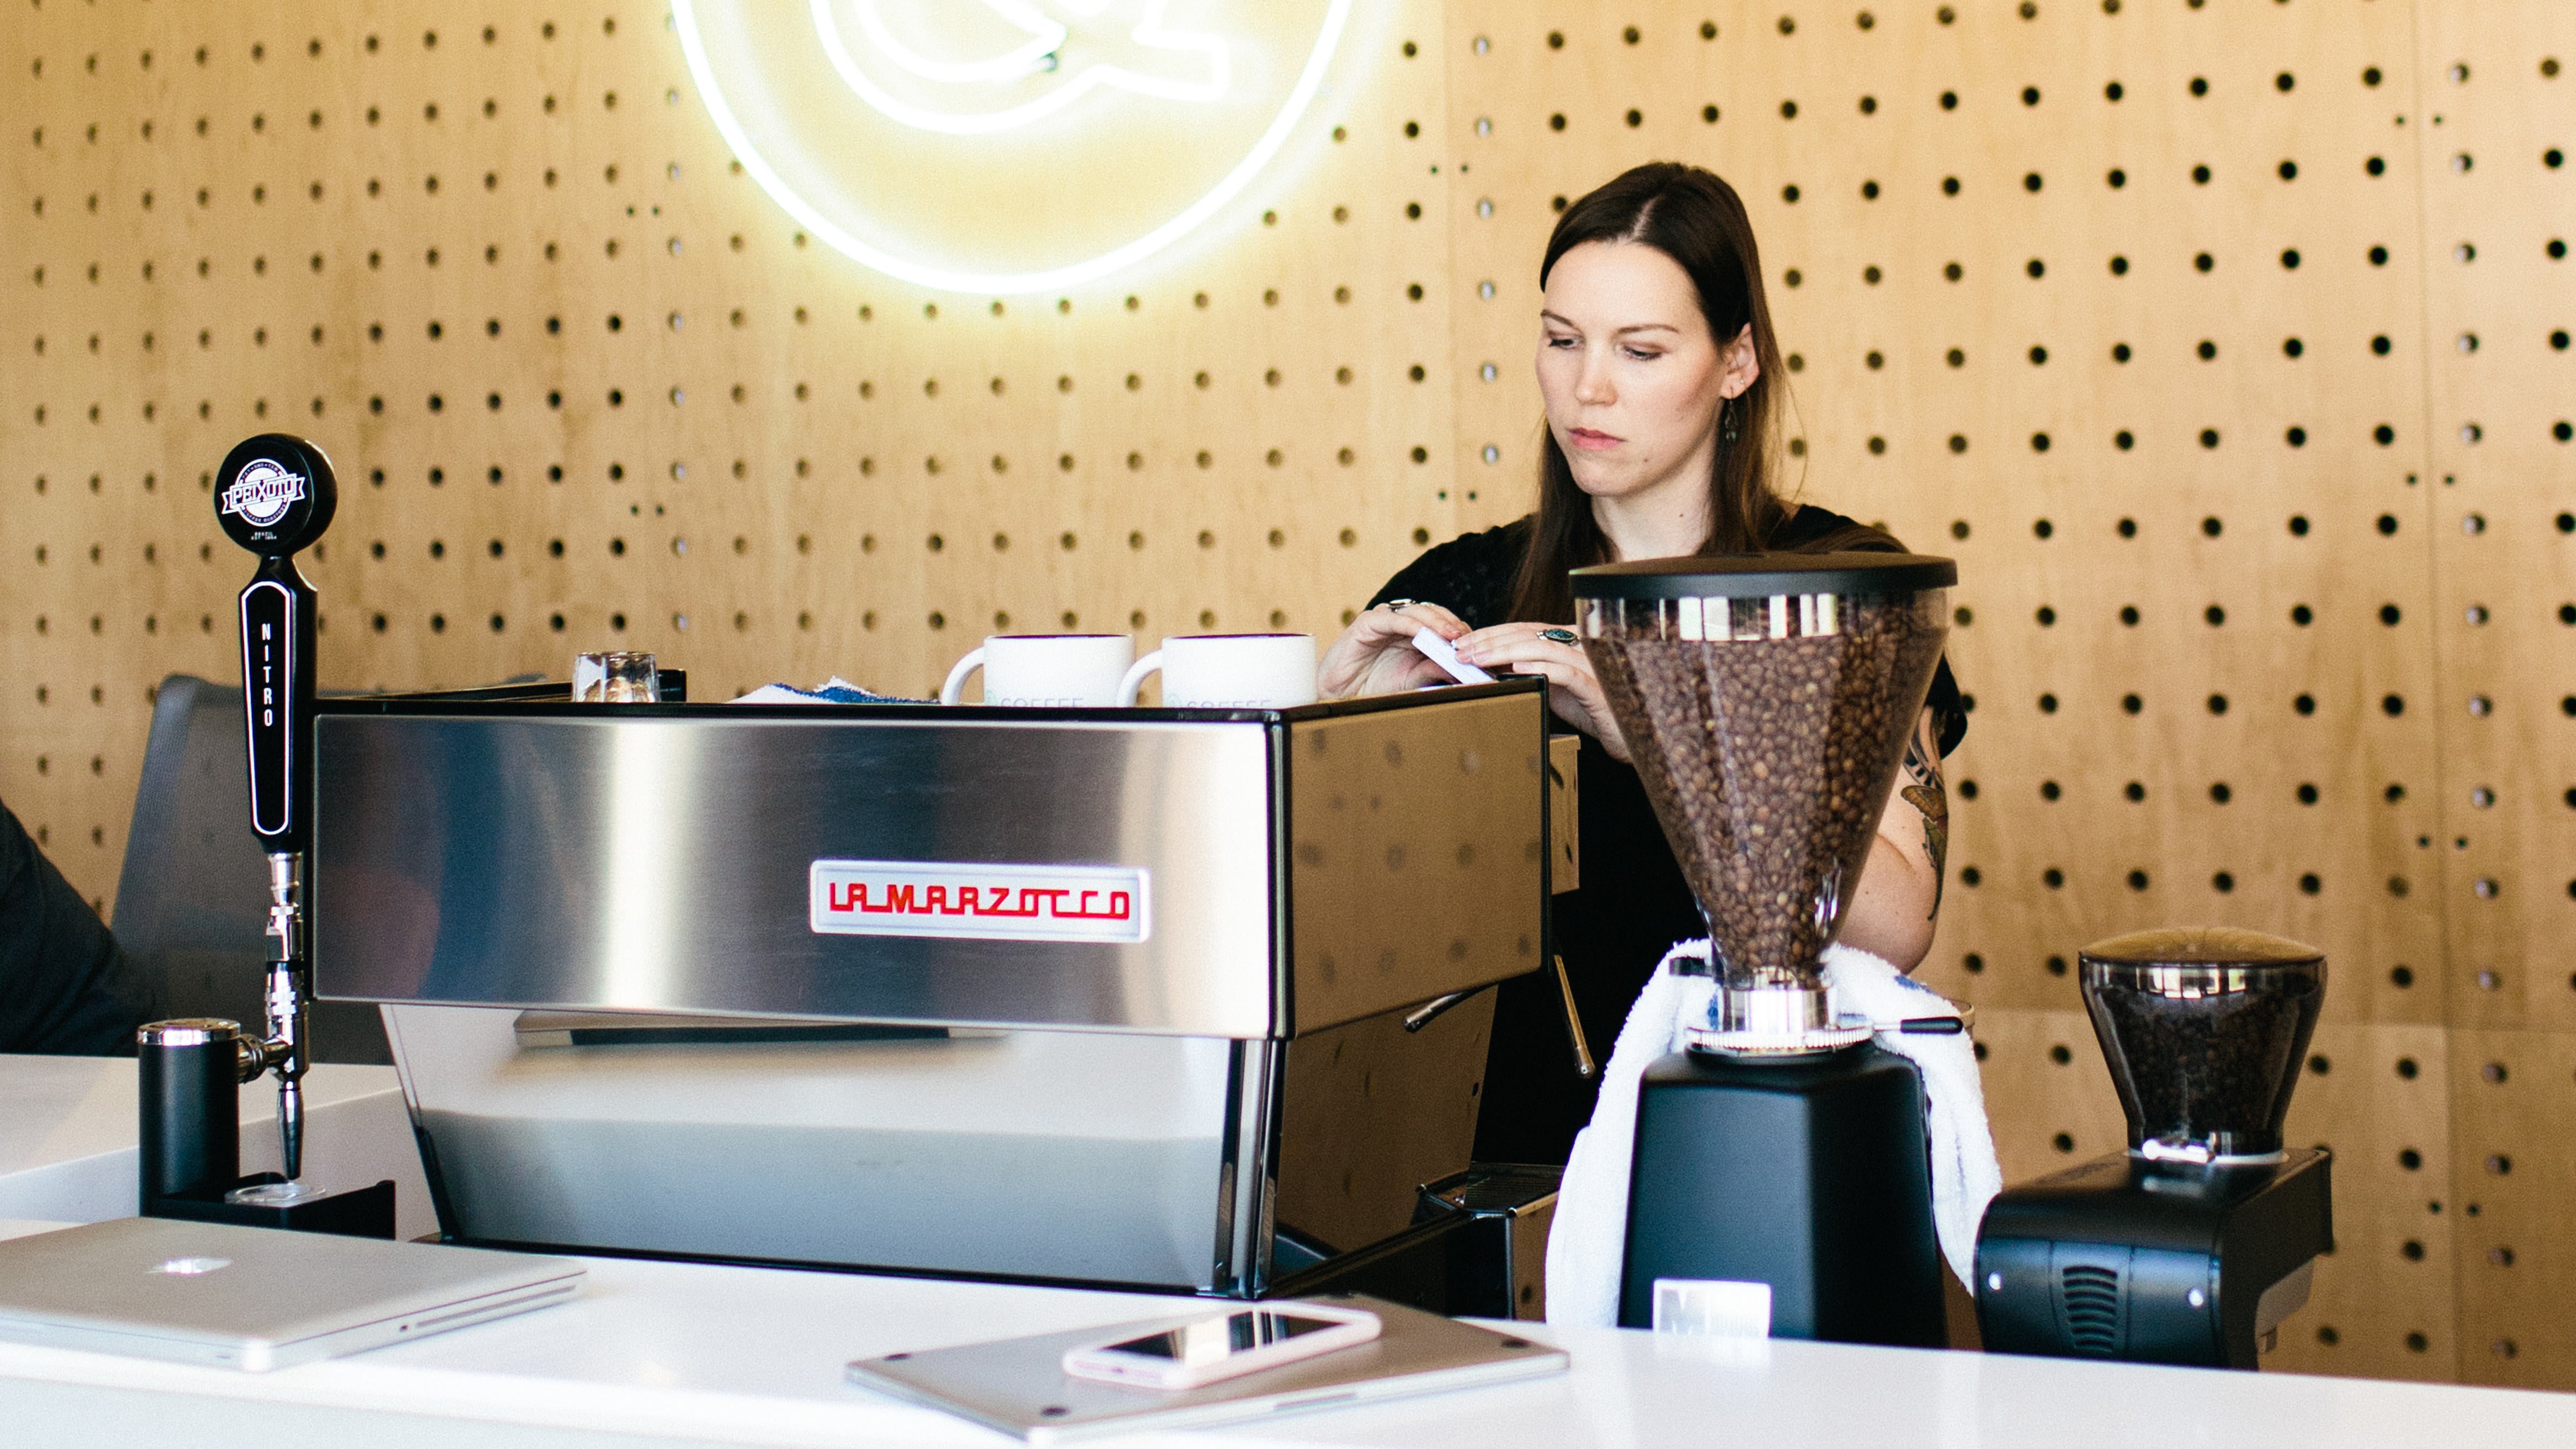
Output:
[
  {"xmin": 1543, "ymin": 942, "xmax": 1713, "ymax": 1330},
  {"xmin": 1823, "ymin": 945, "xmax": 2006, "ymax": 1289},
  {"xmin": 1545, "ymin": 941, "xmax": 2002, "ymax": 1329}
]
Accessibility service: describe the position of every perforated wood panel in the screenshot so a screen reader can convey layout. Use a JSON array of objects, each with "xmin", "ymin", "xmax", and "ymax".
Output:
[
  {"xmin": 1438, "ymin": 0, "xmax": 2565, "ymax": 1385},
  {"xmin": 3, "ymin": 0, "xmax": 2568, "ymax": 1387},
  {"xmin": 2412, "ymin": 0, "xmax": 2576, "ymax": 1390}
]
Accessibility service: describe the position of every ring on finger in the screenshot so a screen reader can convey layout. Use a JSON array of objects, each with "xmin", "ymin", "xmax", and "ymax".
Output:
[
  {"xmin": 1539, "ymin": 627, "xmax": 1579, "ymax": 645},
  {"xmin": 1379, "ymin": 598, "xmax": 1423, "ymax": 612}
]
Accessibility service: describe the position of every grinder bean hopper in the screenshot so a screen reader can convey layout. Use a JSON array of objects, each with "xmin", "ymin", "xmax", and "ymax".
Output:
[
  {"xmin": 1571, "ymin": 551, "xmax": 1956, "ymax": 1345},
  {"xmin": 1975, "ymin": 928, "xmax": 2333, "ymax": 1368}
]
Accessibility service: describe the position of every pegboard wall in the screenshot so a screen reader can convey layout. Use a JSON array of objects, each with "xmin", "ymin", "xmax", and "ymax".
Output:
[{"xmin": 3, "ymin": 0, "xmax": 2569, "ymax": 1387}]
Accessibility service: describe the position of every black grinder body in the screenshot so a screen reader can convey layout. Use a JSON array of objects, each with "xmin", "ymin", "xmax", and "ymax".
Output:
[
  {"xmin": 1620, "ymin": 1041, "xmax": 1948, "ymax": 1346},
  {"xmin": 1975, "ymin": 1147, "xmax": 2333, "ymax": 1368}
]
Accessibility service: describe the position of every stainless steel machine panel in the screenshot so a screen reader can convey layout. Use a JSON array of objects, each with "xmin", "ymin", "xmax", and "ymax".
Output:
[
  {"xmin": 1284, "ymin": 701, "xmax": 1549, "ymax": 1033},
  {"xmin": 317, "ymin": 712, "xmax": 1276, "ymax": 1035},
  {"xmin": 312, "ymin": 687, "xmax": 1546, "ymax": 1039},
  {"xmin": 380, "ymin": 1004, "xmax": 1244, "ymax": 1289},
  {"xmin": 377, "ymin": 987, "xmax": 1500, "ymax": 1294}
]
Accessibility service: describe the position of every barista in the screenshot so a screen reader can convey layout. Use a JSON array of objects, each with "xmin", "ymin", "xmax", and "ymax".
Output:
[{"xmin": 1319, "ymin": 163, "xmax": 1964, "ymax": 1164}]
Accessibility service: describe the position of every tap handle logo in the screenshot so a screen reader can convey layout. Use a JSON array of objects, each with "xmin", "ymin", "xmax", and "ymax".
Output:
[{"xmin": 215, "ymin": 434, "xmax": 338, "ymax": 559}]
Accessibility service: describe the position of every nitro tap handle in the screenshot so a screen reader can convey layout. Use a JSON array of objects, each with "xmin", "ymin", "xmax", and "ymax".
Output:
[
  {"xmin": 217, "ymin": 437, "xmax": 336, "ymax": 1189},
  {"xmin": 216, "ymin": 436, "xmax": 338, "ymax": 853},
  {"xmin": 239, "ymin": 558, "xmax": 318, "ymax": 852}
]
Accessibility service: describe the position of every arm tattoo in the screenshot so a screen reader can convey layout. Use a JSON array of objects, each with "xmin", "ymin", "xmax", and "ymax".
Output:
[{"xmin": 1897, "ymin": 715, "xmax": 1949, "ymax": 920}]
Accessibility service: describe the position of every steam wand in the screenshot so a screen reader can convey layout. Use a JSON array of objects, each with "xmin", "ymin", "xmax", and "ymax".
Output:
[{"xmin": 213, "ymin": 435, "xmax": 337, "ymax": 1203}]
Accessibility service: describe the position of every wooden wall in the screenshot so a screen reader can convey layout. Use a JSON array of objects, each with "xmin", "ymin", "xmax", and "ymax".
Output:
[{"xmin": 4, "ymin": 0, "xmax": 2569, "ymax": 1387}]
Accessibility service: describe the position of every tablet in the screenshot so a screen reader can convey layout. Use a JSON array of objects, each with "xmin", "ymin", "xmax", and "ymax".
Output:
[{"xmin": 849, "ymin": 1292, "xmax": 1566, "ymax": 1444}]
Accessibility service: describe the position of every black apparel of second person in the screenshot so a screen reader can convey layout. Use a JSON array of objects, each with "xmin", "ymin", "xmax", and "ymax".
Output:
[
  {"xmin": 1368, "ymin": 506, "xmax": 1966, "ymax": 1166},
  {"xmin": 0, "ymin": 795, "xmax": 158, "ymax": 1055}
]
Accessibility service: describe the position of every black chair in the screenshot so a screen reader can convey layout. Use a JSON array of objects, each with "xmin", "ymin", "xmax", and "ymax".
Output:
[{"xmin": 112, "ymin": 675, "xmax": 391, "ymax": 1064}]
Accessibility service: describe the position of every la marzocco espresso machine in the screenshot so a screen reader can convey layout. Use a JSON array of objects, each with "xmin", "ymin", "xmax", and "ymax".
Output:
[
  {"xmin": 1572, "ymin": 552, "xmax": 1957, "ymax": 1346},
  {"xmin": 304, "ymin": 661, "xmax": 1558, "ymax": 1306}
]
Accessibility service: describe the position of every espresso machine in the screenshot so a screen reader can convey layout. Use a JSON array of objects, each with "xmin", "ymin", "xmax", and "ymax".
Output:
[
  {"xmin": 1570, "ymin": 552, "xmax": 1957, "ymax": 1346},
  {"xmin": 1975, "ymin": 928, "xmax": 2334, "ymax": 1368},
  {"xmin": 134, "ymin": 434, "xmax": 396, "ymax": 1237},
  {"xmin": 299, "ymin": 642, "xmax": 1556, "ymax": 1304}
]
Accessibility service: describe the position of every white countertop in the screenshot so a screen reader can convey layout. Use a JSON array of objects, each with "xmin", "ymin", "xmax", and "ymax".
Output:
[
  {"xmin": 7, "ymin": 1217, "xmax": 2576, "ymax": 1449},
  {"xmin": 0, "ymin": 1054, "xmax": 435, "ymax": 1240},
  {"xmin": 5, "ymin": 1055, "xmax": 2575, "ymax": 1447}
]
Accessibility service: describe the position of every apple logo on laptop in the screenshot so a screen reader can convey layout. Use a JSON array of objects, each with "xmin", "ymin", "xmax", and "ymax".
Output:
[{"xmin": 150, "ymin": 1256, "xmax": 232, "ymax": 1277}]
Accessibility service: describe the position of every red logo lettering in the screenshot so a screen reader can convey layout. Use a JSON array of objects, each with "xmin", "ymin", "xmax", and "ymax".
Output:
[{"xmin": 810, "ymin": 861, "xmax": 1147, "ymax": 941}]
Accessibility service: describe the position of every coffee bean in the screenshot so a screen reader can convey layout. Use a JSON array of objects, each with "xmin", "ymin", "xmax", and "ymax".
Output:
[
  {"xmin": 1587, "ymin": 596, "xmax": 1946, "ymax": 985},
  {"xmin": 2083, "ymin": 961, "xmax": 2323, "ymax": 1157}
]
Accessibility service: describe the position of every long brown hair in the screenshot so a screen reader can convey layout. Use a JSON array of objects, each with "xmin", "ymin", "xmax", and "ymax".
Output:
[{"xmin": 1507, "ymin": 163, "xmax": 1799, "ymax": 623}]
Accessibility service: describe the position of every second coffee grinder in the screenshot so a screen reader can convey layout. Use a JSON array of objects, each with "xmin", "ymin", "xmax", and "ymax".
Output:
[
  {"xmin": 134, "ymin": 434, "xmax": 394, "ymax": 1237},
  {"xmin": 1974, "ymin": 928, "xmax": 2334, "ymax": 1368},
  {"xmin": 1571, "ymin": 552, "xmax": 1957, "ymax": 1345}
]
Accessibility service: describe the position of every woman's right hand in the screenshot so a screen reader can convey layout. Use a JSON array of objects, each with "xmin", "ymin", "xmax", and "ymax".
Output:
[{"xmin": 1318, "ymin": 601, "xmax": 1472, "ymax": 699}]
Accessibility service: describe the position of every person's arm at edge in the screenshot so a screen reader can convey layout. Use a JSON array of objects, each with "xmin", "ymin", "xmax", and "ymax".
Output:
[
  {"xmin": 1834, "ymin": 705, "xmax": 1947, "ymax": 973},
  {"xmin": 0, "ymin": 797, "xmax": 158, "ymax": 1055}
]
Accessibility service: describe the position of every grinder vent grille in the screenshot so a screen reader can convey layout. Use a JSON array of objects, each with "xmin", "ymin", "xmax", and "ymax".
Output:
[{"xmin": 2059, "ymin": 1264, "xmax": 2123, "ymax": 1355}]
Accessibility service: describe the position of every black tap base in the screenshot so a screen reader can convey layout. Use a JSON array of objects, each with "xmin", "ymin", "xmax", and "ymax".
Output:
[
  {"xmin": 145, "ymin": 1176, "xmax": 398, "ymax": 1240},
  {"xmin": 1618, "ymin": 1043, "xmax": 1948, "ymax": 1346}
]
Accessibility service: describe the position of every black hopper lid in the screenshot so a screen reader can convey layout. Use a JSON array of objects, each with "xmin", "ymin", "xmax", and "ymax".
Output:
[
  {"xmin": 2080, "ymin": 927, "xmax": 2324, "ymax": 969},
  {"xmin": 1571, "ymin": 551, "xmax": 1957, "ymax": 600}
]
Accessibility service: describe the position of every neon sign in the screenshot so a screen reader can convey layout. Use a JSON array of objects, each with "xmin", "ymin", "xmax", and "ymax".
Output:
[
  {"xmin": 816, "ymin": 0, "xmax": 1231, "ymax": 136},
  {"xmin": 671, "ymin": 0, "xmax": 1355, "ymax": 294}
]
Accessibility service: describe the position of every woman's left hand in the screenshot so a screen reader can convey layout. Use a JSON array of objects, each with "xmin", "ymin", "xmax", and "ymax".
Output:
[{"xmin": 1454, "ymin": 624, "xmax": 1631, "ymax": 762}]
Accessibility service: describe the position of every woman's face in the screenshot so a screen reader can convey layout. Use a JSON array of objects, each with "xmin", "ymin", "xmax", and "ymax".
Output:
[{"xmin": 1534, "ymin": 239, "xmax": 1755, "ymax": 506}]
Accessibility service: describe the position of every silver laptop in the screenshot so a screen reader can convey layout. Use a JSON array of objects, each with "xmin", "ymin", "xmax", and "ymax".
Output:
[{"xmin": 0, "ymin": 1217, "xmax": 584, "ymax": 1371}]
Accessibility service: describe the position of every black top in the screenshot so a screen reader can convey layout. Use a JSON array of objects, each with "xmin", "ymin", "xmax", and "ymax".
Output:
[
  {"xmin": 1373, "ymin": 509, "xmax": 1965, "ymax": 745},
  {"xmin": 1571, "ymin": 550, "xmax": 1958, "ymax": 598},
  {"xmin": 0, "ymin": 796, "xmax": 157, "ymax": 1055},
  {"xmin": 1368, "ymin": 506, "xmax": 1965, "ymax": 1164}
]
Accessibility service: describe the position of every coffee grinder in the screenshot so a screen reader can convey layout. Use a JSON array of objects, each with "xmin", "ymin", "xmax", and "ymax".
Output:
[
  {"xmin": 1571, "ymin": 552, "xmax": 1957, "ymax": 1345},
  {"xmin": 134, "ymin": 435, "xmax": 394, "ymax": 1238},
  {"xmin": 1975, "ymin": 928, "xmax": 2333, "ymax": 1368}
]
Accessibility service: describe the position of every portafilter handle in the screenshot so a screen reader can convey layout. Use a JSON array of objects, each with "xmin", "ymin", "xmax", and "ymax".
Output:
[{"xmin": 214, "ymin": 435, "xmax": 339, "ymax": 1183}]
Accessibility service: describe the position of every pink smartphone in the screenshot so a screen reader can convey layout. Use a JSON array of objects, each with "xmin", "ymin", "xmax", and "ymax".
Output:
[{"xmin": 1060, "ymin": 1303, "xmax": 1381, "ymax": 1392}]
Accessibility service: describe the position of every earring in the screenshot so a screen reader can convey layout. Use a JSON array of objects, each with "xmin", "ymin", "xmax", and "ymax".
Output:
[{"xmin": 1720, "ymin": 397, "xmax": 1739, "ymax": 445}]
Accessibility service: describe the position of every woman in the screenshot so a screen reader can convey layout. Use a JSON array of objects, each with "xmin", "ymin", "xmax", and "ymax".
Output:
[{"xmin": 1318, "ymin": 162, "xmax": 1965, "ymax": 1165}]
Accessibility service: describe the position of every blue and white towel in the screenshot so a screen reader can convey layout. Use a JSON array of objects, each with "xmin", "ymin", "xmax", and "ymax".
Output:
[{"xmin": 730, "ymin": 677, "xmax": 923, "ymax": 705}]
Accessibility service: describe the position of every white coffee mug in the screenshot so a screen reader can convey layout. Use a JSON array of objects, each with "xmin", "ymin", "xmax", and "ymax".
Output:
[
  {"xmin": 940, "ymin": 634, "xmax": 1136, "ymax": 707},
  {"xmin": 1119, "ymin": 634, "xmax": 1319, "ymax": 708}
]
